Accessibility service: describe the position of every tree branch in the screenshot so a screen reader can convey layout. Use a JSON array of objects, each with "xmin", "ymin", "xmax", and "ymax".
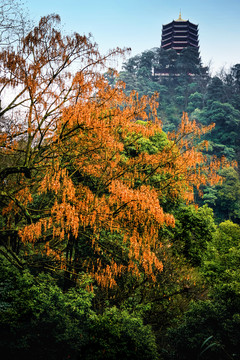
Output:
[{"xmin": 0, "ymin": 166, "xmax": 31, "ymax": 181}]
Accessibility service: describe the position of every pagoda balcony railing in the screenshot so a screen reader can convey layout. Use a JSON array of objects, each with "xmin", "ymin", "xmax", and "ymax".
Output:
[
  {"xmin": 172, "ymin": 47, "xmax": 187, "ymax": 51},
  {"xmin": 162, "ymin": 34, "xmax": 198, "ymax": 40},
  {"xmin": 163, "ymin": 25, "xmax": 174, "ymax": 31},
  {"xmin": 189, "ymin": 30, "xmax": 198, "ymax": 35},
  {"xmin": 173, "ymin": 30, "xmax": 191, "ymax": 34},
  {"xmin": 172, "ymin": 40, "xmax": 188, "ymax": 43},
  {"xmin": 173, "ymin": 26, "xmax": 198, "ymax": 33},
  {"xmin": 172, "ymin": 29, "xmax": 198, "ymax": 35},
  {"xmin": 162, "ymin": 37, "xmax": 199, "ymax": 45},
  {"xmin": 173, "ymin": 26, "xmax": 189, "ymax": 30},
  {"xmin": 162, "ymin": 28, "xmax": 198, "ymax": 35},
  {"xmin": 162, "ymin": 31, "xmax": 174, "ymax": 37},
  {"xmin": 189, "ymin": 25, "xmax": 198, "ymax": 30},
  {"xmin": 162, "ymin": 38, "xmax": 173, "ymax": 43},
  {"xmin": 161, "ymin": 43, "xmax": 171, "ymax": 47},
  {"xmin": 189, "ymin": 43, "xmax": 199, "ymax": 48},
  {"xmin": 173, "ymin": 36, "xmax": 196, "ymax": 40}
]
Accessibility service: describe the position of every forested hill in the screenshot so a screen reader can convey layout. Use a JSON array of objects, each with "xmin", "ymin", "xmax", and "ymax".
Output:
[{"xmin": 108, "ymin": 47, "xmax": 240, "ymax": 223}]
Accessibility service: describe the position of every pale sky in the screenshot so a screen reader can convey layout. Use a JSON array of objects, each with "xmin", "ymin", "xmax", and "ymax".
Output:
[{"xmin": 26, "ymin": 0, "xmax": 240, "ymax": 74}]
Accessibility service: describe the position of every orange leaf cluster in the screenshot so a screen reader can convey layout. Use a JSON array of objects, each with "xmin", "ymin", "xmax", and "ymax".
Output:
[{"xmin": 17, "ymin": 107, "xmax": 226, "ymax": 287}]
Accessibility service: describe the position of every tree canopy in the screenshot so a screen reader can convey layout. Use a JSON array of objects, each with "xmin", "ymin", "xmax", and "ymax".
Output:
[{"xmin": 0, "ymin": 15, "xmax": 227, "ymax": 289}]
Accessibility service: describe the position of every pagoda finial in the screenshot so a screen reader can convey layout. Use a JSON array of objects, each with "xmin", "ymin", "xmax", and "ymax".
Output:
[{"xmin": 177, "ymin": 10, "xmax": 183, "ymax": 21}]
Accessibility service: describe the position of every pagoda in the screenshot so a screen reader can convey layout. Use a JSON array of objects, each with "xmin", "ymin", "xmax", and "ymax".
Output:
[
  {"xmin": 153, "ymin": 12, "xmax": 201, "ymax": 78},
  {"xmin": 161, "ymin": 12, "xmax": 199, "ymax": 54}
]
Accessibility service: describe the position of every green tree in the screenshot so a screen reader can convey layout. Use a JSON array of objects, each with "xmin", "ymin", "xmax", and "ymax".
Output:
[
  {"xmin": 206, "ymin": 77, "xmax": 226, "ymax": 103},
  {"xmin": 167, "ymin": 205, "xmax": 216, "ymax": 266},
  {"xmin": 202, "ymin": 220, "xmax": 240, "ymax": 284},
  {"xmin": 165, "ymin": 221, "xmax": 240, "ymax": 360},
  {"xmin": 196, "ymin": 101, "xmax": 240, "ymax": 159},
  {"xmin": 222, "ymin": 64, "xmax": 240, "ymax": 109},
  {"xmin": 187, "ymin": 92, "xmax": 204, "ymax": 113},
  {"xmin": 216, "ymin": 168, "xmax": 240, "ymax": 222},
  {"xmin": 203, "ymin": 168, "xmax": 240, "ymax": 223},
  {"xmin": 0, "ymin": 255, "xmax": 159, "ymax": 360}
]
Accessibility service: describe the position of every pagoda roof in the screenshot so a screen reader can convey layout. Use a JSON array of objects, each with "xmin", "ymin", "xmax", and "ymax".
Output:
[
  {"xmin": 163, "ymin": 20, "xmax": 198, "ymax": 27},
  {"xmin": 162, "ymin": 12, "xmax": 198, "ymax": 28}
]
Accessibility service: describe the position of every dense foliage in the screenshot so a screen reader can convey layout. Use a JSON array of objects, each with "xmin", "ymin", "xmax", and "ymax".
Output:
[
  {"xmin": 0, "ymin": 256, "xmax": 158, "ymax": 360},
  {"xmin": 0, "ymin": 4, "xmax": 240, "ymax": 359},
  {"xmin": 119, "ymin": 47, "xmax": 240, "ymax": 224}
]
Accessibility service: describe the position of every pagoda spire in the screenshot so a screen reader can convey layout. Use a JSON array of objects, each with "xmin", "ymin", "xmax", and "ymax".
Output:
[{"xmin": 177, "ymin": 10, "xmax": 183, "ymax": 21}]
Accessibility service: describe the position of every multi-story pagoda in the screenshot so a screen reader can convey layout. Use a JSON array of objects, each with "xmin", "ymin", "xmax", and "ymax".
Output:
[
  {"xmin": 153, "ymin": 12, "xmax": 202, "ymax": 78},
  {"xmin": 161, "ymin": 12, "xmax": 199, "ymax": 55}
]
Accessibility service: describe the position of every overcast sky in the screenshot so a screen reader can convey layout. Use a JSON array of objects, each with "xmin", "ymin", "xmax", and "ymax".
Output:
[{"xmin": 26, "ymin": 0, "xmax": 240, "ymax": 74}]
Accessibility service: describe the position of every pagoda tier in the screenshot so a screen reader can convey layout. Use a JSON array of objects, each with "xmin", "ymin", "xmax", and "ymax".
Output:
[{"xmin": 161, "ymin": 19, "xmax": 199, "ymax": 54}]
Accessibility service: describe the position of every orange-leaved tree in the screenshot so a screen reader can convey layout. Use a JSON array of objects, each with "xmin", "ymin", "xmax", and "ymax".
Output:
[{"xmin": 0, "ymin": 15, "xmax": 227, "ymax": 289}]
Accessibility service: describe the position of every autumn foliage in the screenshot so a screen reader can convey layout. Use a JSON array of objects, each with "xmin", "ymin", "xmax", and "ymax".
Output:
[{"xmin": 0, "ymin": 15, "xmax": 228, "ymax": 288}]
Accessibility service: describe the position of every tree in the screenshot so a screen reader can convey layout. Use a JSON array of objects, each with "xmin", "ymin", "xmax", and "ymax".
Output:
[
  {"xmin": 206, "ymin": 76, "xmax": 226, "ymax": 103},
  {"xmin": 187, "ymin": 92, "xmax": 204, "ymax": 113},
  {"xmin": 202, "ymin": 220, "xmax": 240, "ymax": 284},
  {"xmin": 222, "ymin": 64, "xmax": 240, "ymax": 109},
  {"xmin": 0, "ymin": 16, "xmax": 226, "ymax": 292},
  {"xmin": 195, "ymin": 101, "xmax": 240, "ymax": 159},
  {"xmin": 170, "ymin": 205, "xmax": 216, "ymax": 266},
  {"xmin": 215, "ymin": 168, "xmax": 240, "ymax": 222}
]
